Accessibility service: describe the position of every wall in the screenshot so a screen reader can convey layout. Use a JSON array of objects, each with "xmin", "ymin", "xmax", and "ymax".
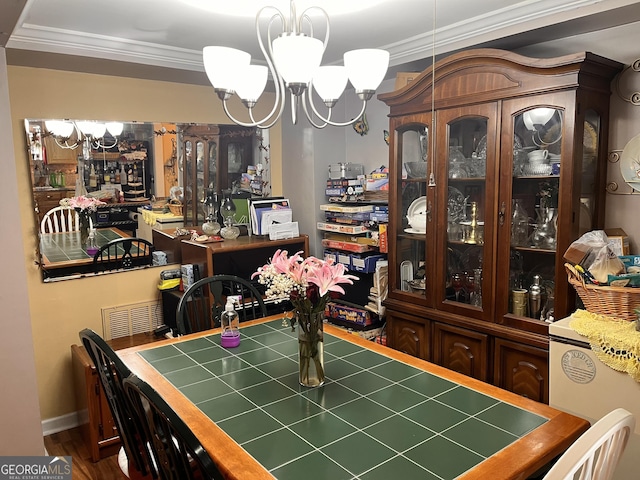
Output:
[
  {"xmin": 8, "ymin": 66, "xmax": 281, "ymax": 425},
  {"xmin": 0, "ymin": 49, "xmax": 44, "ymax": 455}
]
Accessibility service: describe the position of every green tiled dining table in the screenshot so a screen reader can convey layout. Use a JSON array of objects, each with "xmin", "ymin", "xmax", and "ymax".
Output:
[
  {"xmin": 39, "ymin": 226, "xmax": 128, "ymax": 269},
  {"xmin": 118, "ymin": 315, "xmax": 589, "ymax": 480}
]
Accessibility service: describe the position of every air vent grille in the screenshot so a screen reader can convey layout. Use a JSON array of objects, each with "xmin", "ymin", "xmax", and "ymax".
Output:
[{"xmin": 101, "ymin": 300, "xmax": 162, "ymax": 340}]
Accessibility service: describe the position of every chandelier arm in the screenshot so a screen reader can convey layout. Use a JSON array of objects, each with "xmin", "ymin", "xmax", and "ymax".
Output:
[
  {"xmin": 51, "ymin": 122, "xmax": 82, "ymax": 149},
  {"xmin": 222, "ymin": 6, "xmax": 288, "ymax": 128},
  {"xmin": 221, "ymin": 100, "xmax": 262, "ymax": 128},
  {"xmin": 304, "ymin": 91, "xmax": 367, "ymax": 128},
  {"xmin": 92, "ymin": 138, "xmax": 118, "ymax": 150},
  {"xmin": 300, "ymin": 7, "xmax": 330, "ymax": 48},
  {"xmin": 53, "ymin": 136, "xmax": 80, "ymax": 149},
  {"xmin": 249, "ymin": 103, "xmax": 285, "ymax": 130},
  {"xmin": 300, "ymin": 96, "xmax": 329, "ymax": 129}
]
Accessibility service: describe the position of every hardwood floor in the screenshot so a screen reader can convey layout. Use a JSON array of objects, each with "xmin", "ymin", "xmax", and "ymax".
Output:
[{"xmin": 44, "ymin": 427, "xmax": 125, "ymax": 480}]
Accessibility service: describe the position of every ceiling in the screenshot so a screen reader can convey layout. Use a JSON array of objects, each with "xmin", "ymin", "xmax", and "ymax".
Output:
[{"xmin": 3, "ymin": 0, "xmax": 640, "ymax": 86}]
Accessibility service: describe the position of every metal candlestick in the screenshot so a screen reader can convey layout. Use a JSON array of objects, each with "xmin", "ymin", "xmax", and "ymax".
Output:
[{"xmin": 466, "ymin": 201, "xmax": 479, "ymax": 245}]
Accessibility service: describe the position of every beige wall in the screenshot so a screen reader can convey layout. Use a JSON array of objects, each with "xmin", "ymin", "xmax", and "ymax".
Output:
[
  {"xmin": 0, "ymin": 51, "xmax": 44, "ymax": 454},
  {"xmin": 8, "ymin": 66, "xmax": 282, "ymax": 422}
]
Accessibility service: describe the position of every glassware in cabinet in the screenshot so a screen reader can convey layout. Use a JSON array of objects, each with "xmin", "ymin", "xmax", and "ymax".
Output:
[
  {"xmin": 391, "ymin": 121, "xmax": 431, "ymax": 303},
  {"xmin": 506, "ymin": 106, "xmax": 563, "ymax": 323},
  {"xmin": 436, "ymin": 106, "xmax": 495, "ymax": 318}
]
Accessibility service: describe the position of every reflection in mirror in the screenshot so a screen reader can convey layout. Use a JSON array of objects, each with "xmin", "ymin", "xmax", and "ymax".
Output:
[{"xmin": 24, "ymin": 119, "xmax": 270, "ymax": 282}]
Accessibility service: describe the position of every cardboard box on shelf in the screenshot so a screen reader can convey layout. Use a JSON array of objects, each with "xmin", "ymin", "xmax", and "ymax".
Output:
[
  {"xmin": 605, "ymin": 228, "xmax": 630, "ymax": 256},
  {"xmin": 395, "ymin": 72, "xmax": 419, "ymax": 90}
]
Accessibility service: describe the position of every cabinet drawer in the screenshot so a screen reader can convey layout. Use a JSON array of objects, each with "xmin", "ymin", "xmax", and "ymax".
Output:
[
  {"xmin": 387, "ymin": 312, "xmax": 430, "ymax": 360},
  {"xmin": 34, "ymin": 190, "xmax": 74, "ymax": 222},
  {"xmin": 494, "ymin": 338, "xmax": 549, "ymax": 404},
  {"xmin": 433, "ymin": 322, "xmax": 489, "ymax": 382}
]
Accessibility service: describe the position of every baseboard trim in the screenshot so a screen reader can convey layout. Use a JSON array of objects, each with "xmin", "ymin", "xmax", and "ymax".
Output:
[{"xmin": 42, "ymin": 411, "xmax": 81, "ymax": 436}]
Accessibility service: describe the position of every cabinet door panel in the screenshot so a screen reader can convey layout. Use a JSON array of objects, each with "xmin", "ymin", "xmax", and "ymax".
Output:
[
  {"xmin": 497, "ymin": 91, "xmax": 601, "ymax": 333},
  {"xmin": 433, "ymin": 322, "xmax": 489, "ymax": 381},
  {"xmin": 387, "ymin": 313, "xmax": 429, "ymax": 360},
  {"xmin": 435, "ymin": 104, "xmax": 498, "ymax": 321},
  {"xmin": 494, "ymin": 338, "xmax": 548, "ymax": 403},
  {"xmin": 388, "ymin": 114, "xmax": 434, "ymax": 307}
]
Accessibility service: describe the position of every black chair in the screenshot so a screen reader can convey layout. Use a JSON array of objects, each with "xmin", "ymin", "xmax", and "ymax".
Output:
[
  {"xmin": 79, "ymin": 329, "xmax": 155, "ymax": 479},
  {"xmin": 93, "ymin": 237, "xmax": 154, "ymax": 272},
  {"xmin": 123, "ymin": 375, "xmax": 225, "ymax": 480},
  {"xmin": 176, "ymin": 274, "xmax": 267, "ymax": 335}
]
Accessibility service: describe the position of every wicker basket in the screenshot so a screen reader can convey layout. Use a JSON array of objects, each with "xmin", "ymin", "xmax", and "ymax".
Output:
[
  {"xmin": 565, "ymin": 263, "xmax": 640, "ymax": 321},
  {"xmin": 168, "ymin": 200, "xmax": 183, "ymax": 216}
]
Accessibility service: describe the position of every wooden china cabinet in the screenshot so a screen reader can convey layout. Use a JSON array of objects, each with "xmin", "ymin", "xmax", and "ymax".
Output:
[
  {"xmin": 179, "ymin": 124, "xmax": 255, "ymax": 226},
  {"xmin": 378, "ymin": 49, "xmax": 622, "ymax": 403}
]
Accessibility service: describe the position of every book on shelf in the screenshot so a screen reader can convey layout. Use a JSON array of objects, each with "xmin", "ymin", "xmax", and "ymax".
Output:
[
  {"xmin": 317, "ymin": 222, "xmax": 370, "ymax": 234},
  {"xmin": 320, "ymin": 203, "xmax": 374, "ymax": 213},
  {"xmin": 249, "ymin": 197, "xmax": 291, "ymax": 235},
  {"xmin": 324, "ymin": 211, "xmax": 371, "ymax": 223},
  {"xmin": 321, "ymin": 238, "xmax": 374, "ymax": 253}
]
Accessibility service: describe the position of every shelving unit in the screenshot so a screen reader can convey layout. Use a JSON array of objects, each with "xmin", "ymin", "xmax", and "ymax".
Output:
[{"xmin": 318, "ymin": 199, "xmax": 388, "ymax": 330}]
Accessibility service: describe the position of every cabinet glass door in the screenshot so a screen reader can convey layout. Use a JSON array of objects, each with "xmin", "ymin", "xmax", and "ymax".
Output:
[
  {"xmin": 508, "ymin": 106, "xmax": 563, "ymax": 324},
  {"xmin": 580, "ymin": 109, "xmax": 600, "ymax": 235},
  {"xmin": 391, "ymin": 116, "xmax": 431, "ymax": 304},
  {"xmin": 437, "ymin": 104, "xmax": 497, "ymax": 319}
]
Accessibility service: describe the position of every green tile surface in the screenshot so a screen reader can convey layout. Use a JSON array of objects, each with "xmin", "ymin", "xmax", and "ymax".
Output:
[
  {"xmin": 137, "ymin": 319, "xmax": 548, "ymax": 479},
  {"xmin": 40, "ymin": 228, "xmax": 128, "ymax": 262}
]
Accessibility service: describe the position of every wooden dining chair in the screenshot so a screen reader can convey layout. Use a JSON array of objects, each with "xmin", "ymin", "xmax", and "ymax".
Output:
[
  {"xmin": 92, "ymin": 237, "xmax": 154, "ymax": 272},
  {"xmin": 176, "ymin": 274, "xmax": 267, "ymax": 335},
  {"xmin": 40, "ymin": 205, "xmax": 93, "ymax": 234},
  {"xmin": 123, "ymin": 375, "xmax": 225, "ymax": 480},
  {"xmin": 79, "ymin": 329, "xmax": 156, "ymax": 480},
  {"xmin": 542, "ymin": 408, "xmax": 635, "ymax": 480}
]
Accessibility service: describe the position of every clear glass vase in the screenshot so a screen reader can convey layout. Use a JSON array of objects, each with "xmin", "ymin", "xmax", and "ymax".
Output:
[
  {"xmin": 511, "ymin": 199, "xmax": 529, "ymax": 247},
  {"xmin": 76, "ymin": 208, "xmax": 91, "ymax": 244},
  {"xmin": 297, "ymin": 311, "xmax": 325, "ymax": 387},
  {"xmin": 530, "ymin": 207, "xmax": 558, "ymax": 250}
]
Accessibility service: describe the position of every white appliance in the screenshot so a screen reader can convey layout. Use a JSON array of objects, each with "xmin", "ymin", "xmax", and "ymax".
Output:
[{"xmin": 549, "ymin": 317, "xmax": 640, "ymax": 480}]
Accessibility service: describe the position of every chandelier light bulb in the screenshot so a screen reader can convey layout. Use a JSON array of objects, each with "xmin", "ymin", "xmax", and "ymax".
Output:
[
  {"xmin": 313, "ymin": 66, "xmax": 348, "ymax": 104},
  {"xmin": 272, "ymin": 33, "xmax": 324, "ymax": 88},
  {"xmin": 344, "ymin": 49, "xmax": 390, "ymax": 92},
  {"xmin": 45, "ymin": 120, "xmax": 75, "ymax": 138},
  {"xmin": 235, "ymin": 65, "xmax": 269, "ymax": 104},
  {"xmin": 76, "ymin": 121, "xmax": 96, "ymax": 136},
  {"xmin": 203, "ymin": 46, "xmax": 251, "ymax": 93},
  {"xmin": 106, "ymin": 122, "xmax": 124, "ymax": 137},
  {"xmin": 91, "ymin": 123, "xmax": 107, "ymax": 139}
]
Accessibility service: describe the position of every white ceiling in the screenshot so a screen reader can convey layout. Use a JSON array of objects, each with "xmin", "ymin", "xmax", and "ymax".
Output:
[{"xmin": 4, "ymin": 0, "xmax": 640, "ymax": 84}]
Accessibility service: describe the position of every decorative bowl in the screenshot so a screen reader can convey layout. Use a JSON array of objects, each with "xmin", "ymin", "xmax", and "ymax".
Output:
[
  {"xmin": 407, "ymin": 212, "xmax": 427, "ymax": 231},
  {"xmin": 404, "ymin": 162, "xmax": 428, "ymax": 178}
]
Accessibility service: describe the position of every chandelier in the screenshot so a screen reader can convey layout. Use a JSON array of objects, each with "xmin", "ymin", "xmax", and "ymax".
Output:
[
  {"xmin": 202, "ymin": 0, "xmax": 389, "ymax": 129},
  {"xmin": 44, "ymin": 120, "xmax": 124, "ymax": 150}
]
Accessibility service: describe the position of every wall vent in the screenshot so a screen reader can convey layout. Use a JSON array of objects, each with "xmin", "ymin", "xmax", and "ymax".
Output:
[{"xmin": 101, "ymin": 300, "xmax": 163, "ymax": 340}]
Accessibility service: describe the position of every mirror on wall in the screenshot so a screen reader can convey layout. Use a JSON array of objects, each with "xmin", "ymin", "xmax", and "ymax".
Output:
[{"xmin": 24, "ymin": 119, "xmax": 270, "ymax": 282}]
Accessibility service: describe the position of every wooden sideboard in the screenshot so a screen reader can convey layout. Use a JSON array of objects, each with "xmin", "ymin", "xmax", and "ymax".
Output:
[
  {"xmin": 71, "ymin": 333, "xmax": 162, "ymax": 462},
  {"xmin": 180, "ymin": 234, "xmax": 309, "ymax": 279}
]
